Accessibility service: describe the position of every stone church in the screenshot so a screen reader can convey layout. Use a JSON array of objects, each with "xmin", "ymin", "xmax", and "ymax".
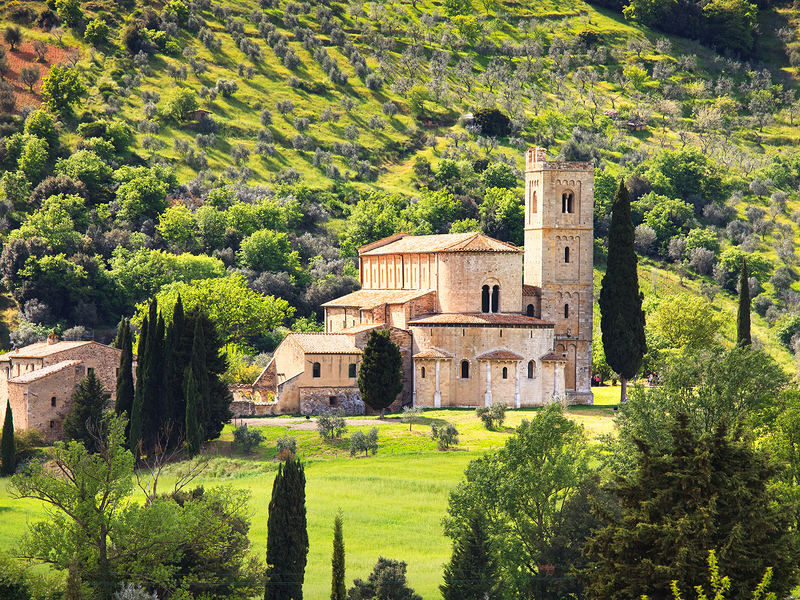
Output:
[{"xmin": 250, "ymin": 147, "xmax": 594, "ymax": 415}]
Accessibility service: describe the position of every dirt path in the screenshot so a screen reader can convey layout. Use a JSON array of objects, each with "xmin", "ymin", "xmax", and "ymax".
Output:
[{"xmin": 231, "ymin": 416, "xmax": 395, "ymax": 431}]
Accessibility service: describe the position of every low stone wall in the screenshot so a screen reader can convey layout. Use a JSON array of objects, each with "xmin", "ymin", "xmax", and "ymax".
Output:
[
  {"xmin": 229, "ymin": 385, "xmax": 278, "ymax": 417},
  {"xmin": 299, "ymin": 386, "xmax": 364, "ymax": 415}
]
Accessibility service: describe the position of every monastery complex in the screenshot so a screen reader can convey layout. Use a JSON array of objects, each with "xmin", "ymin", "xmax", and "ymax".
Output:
[{"xmin": 252, "ymin": 147, "xmax": 595, "ymax": 415}]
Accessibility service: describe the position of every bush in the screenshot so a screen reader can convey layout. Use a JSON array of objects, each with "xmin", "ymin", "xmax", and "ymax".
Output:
[
  {"xmin": 350, "ymin": 427, "xmax": 378, "ymax": 457},
  {"xmin": 317, "ymin": 409, "xmax": 346, "ymax": 439},
  {"xmin": 14, "ymin": 428, "xmax": 45, "ymax": 462},
  {"xmin": 431, "ymin": 422, "xmax": 459, "ymax": 450},
  {"xmin": 233, "ymin": 425, "xmax": 263, "ymax": 453},
  {"xmin": 475, "ymin": 403, "xmax": 506, "ymax": 429},
  {"xmin": 276, "ymin": 435, "xmax": 296, "ymax": 457}
]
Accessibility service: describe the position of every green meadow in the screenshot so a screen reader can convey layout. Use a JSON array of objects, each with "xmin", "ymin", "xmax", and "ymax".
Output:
[{"xmin": 0, "ymin": 402, "xmax": 619, "ymax": 599}]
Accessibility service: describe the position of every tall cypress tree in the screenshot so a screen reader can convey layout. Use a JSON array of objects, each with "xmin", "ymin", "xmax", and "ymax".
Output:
[
  {"xmin": 115, "ymin": 319, "xmax": 134, "ymax": 441},
  {"xmin": 331, "ymin": 511, "xmax": 346, "ymax": 600},
  {"xmin": 141, "ymin": 300, "xmax": 165, "ymax": 452},
  {"xmin": 63, "ymin": 371, "xmax": 110, "ymax": 452},
  {"xmin": 130, "ymin": 315, "xmax": 147, "ymax": 456},
  {"xmin": 1, "ymin": 399, "xmax": 15, "ymax": 476},
  {"xmin": 598, "ymin": 180, "xmax": 647, "ymax": 402},
  {"xmin": 440, "ymin": 510, "xmax": 499, "ymax": 600},
  {"xmin": 357, "ymin": 329, "xmax": 403, "ymax": 417},
  {"xmin": 111, "ymin": 316, "xmax": 126, "ymax": 349},
  {"xmin": 164, "ymin": 295, "xmax": 186, "ymax": 444},
  {"xmin": 737, "ymin": 259, "xmax": 752, "ymax": 347},
  {"xmin": 265, "ymin": 458, "xmax": 308, "ymax": 600},
  {"xmin": 184, "ymin": 364, "xmax": 201, "ymax": 456},
  {"xmin": 188, "ymin": 318, "xmax": 210, "ymax": 440}
]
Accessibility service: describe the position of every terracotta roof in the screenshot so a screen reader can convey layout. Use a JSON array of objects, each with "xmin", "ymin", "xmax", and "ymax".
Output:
[
  {"xmin": 541, "ymin": 352, "xmax": 567, "ymax": 361},
  {"xmin": 9, "ymin": 360, "xmax": 83, "ymax": 384},
  {"xmin": 413, "ymin": 348, "xmax": 453, "ymax": 359},
  {"xmin": 322, "ymin": 288, "xmax": 434, "ymax": 309},
  {"xmin": 3, "ymin": 340, "xmax": 92, "ymax": 359},
  {"xmin": 360, "ymin": 232, "xmax": 521, "ymax": 256},
  {"xmin": 522, "ymin": 285, "xmax": 541, "ymax": 296},
  {"xmin": 288, "ymin": 333, "xmax": 362, "ymax": 355},
  {"xmin": 408, "ymin": 313, "xmax": 554, "ymax": 326},
  {"xmin": 338, "ymin": 324, "xmax": 383, "ymax": 334},
  {"xmin": 477, "ymin": 350, "xmax": 523, "ymax": 360}
]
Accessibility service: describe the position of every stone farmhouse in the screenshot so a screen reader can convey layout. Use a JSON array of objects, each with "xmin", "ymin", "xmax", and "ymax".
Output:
[
  {"xmin": 241, "ymin": 147, "xmax": 594, "ymax": 415},
  {"xmin": 0, "ymin": 335, "xmax": 123, "ymax": 442}
]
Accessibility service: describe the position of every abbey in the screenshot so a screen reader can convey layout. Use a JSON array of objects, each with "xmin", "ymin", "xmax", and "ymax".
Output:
[{"xmin": 251, "ymin": 148, "xmax": 593, "ymax": 415}]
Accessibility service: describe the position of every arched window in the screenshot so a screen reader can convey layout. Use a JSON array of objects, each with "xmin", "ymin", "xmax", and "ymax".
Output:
[
  {"xmin": 564, "ymin": 304, "xmax": 569, "ymax": 319},
  {"xmin": 421, "ymin": 366, "xmax": 426, "ymax": 379},
  {"xmin": 482, "ymin": 285, "xmax": 490, "ymax": 313},
  {"xmin": 527, "ymin": 360, "xmax": 535, "ymax": 378},
  {"xmin": 312, "ymin": 362, "xmax": 321, "ymax": 378},
  {"xmin": 562, "ymin": 192, "xmax": 574, "ymax": 214},
  {"xmin": 461, "ymin": 360, "xmax": 470, "ymax": 379},
  {"xmin": 502, "ymin": 367, "xmax": 508, "ymax": 379},
  {"xmin": 526, "ymin": 304, "xmax": 534, "ymax": 317},
  {"xmin": 565, "ymin": 247, "xmax": 570, "ymax": 263},
  {"xmin": 491, "ymin": 285, "xmax": 499, "ymax": 313}
]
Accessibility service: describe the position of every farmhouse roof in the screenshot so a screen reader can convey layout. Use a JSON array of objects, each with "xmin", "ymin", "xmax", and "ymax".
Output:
[
  {"xmin": 3, "ymin": 340, "xmax": 92, "ymax": 359},
  {"xmin": 322, "ymin": 288, "xmax": 434, "ymax": 309},
  {"xmin": 409, "ymin": 313, "xmax": 553, "ymax": 326},
  {"xmin": 288, "ymin": 333, "xmax": 363, "ymax": 355},
  {"xmin": 8, "ymin": 360, "xmax": 83, "ymax": 384},
  {"xmin": 359, "ymin": 232, "xmax": 521, "ymax": 256}
]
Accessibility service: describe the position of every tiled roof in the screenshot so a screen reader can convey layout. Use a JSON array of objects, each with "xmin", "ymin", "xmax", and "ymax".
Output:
[
  {"xmin": 337, "ymin": 324, "xmax": 383, "ymax": 334},
  {"xmin": 541, "ymin": 352, "xmax": 567, "ymax": 361},
  {"xmin": 9, "ymin": 360, "xmax": 83, "ymax": 384},
  {"xmin": 409, "ymin": 313, "xmax": 554, "ymax": 326},
  {"xmin": 413, "ymin": 348, "xmax": 453, "ymax": 359},
  {"xmin": 360, "ymin": 232, "xmax": 521, "ymax": 256},
  {"xmin": 477, "ymin": 350, "xmax": 523, "ymax": 360},
  {"xmin": 522, "ymin": 285, "xmax": 541, "ymax": 296},
  {"xmin": 288, "ymin": 333, "xmax": 362, "ymax": 355},
  {"xmin": 322, "ymin": 288, "xmax": 434, "ymax": 309},
  {"xmin": 3, "ymin": 340, "xmax": 92, "ymax": 359}
]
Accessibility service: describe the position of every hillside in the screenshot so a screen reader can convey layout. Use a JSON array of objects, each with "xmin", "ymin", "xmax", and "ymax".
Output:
[{"xmin": 0, "ymin": 0, "xmax": 797, "ymax": 377}]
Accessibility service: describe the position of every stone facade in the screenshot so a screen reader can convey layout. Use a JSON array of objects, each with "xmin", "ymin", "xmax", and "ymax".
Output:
[
  {"xmin": 258, "ymin": 148, "xmax": 593, "ymax": 414},
  {"xmin": 300, "ymin": 387, "xmax": 364, "ymax": 415}
]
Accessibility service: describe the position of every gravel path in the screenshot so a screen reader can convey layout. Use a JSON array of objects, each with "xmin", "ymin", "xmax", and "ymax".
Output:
[{"xmin": 230, "ymin": 416, "xmax": 395, "ymax": 431}]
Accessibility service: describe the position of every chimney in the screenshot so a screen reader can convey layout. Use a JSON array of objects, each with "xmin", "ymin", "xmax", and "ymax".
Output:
[{"xmin": 47, "ymin": 333, "xmax": 59, "ymax": 345}]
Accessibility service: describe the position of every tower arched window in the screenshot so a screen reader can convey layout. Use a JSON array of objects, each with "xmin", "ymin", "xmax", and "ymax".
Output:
[
  {"xmin": 526, "ymin": 304, "xmax": 534, "ymax": 317},
  {"xmin": 491, "ymin": 285, "xmax": 499, "ymax": 313},
  {"xmin": 312, "ymin": 362, "xmax": 321, "ymax": 378},
  {"xmin": 527, "ymin": 360, "xmax": 535, "ymax": 379},
  {"xmin": 564, "ymin": 304, "xmax": 569, "ymax": 319},
  {"xmin": 421, "ymin": 366, "xmax": 426, "ymax": 379},
  {"xmin": 562, "ymin": 192, "xmax": 574, "ymax": 214},
  {"xmin": 502, "ymin": 367, "xmax": 508, "ymax": 379},
  {"xmin": 461, "ymin": 360, "xmax": 470, "ymax": 379},
  {"xmin": 482, "ymin": 285, "xmax": 490, "ymax": 313},
  {"xmin": 565, "ymin": 247, "xmax": 570, "ymax": 263}
]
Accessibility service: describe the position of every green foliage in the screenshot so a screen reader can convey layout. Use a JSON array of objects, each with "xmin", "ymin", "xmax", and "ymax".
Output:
[
  {"xmin": 17, "ymin": 136, "xmax": 49, "ymax": 183},
  {"xmin": 54, "ymin": 150, "xmax": 112, "ymax": 202},
  {"xmin": 480, "ymin": 163, "xmax": 516, "ymax": 190},
  {"xmin": 54, "ymin": 0, "xmax": 82, "ymax": 26},
  {"xmin": 41, "ymin": 66, "xmax": 84, "ymax": 115},
  {"xmin": 473, "ymin": 108, "xmax": 511, "ymax": 137},
  {"xmin": 670, "ymin": 550, "xmax": 776, "ymax": 600},
  {"xmin": 443, "ymin": 0, "xmax": 472, "ymax": 16},
  {"xmin": 401, "ymin": 406, "xmax": 423, "ymax": 431},
  {"xmin": 646, "ymin": 293, "xmax": 725, "ymax": 351},
  {"xmin": 449, "ymin": 218, "xmax": 481, "ymax": 234},
  {"xmin": 331, "ymin": 512, "xmax": 346, "ymax": 600},
  {"xmin": 479, "ymin": 187, "xmax": 524, "ymax": 246},
  {"xmin": 11, "ymin": 194, "xmax": 86, "ymax": 251},
  {"xmin": 775, "ymin": 313, "xmax": 800, "ymax": 350},
  {"xmin": 276, "ymin": 436, "xmax": 297, "ymax": 456},
  {"xmin": 399, "ymin": 189, "xmax": 461, "ymax": 235},
  {"xmin": 639, "ymin": 193, "xmax": 695, "ymax": 249},
  {"xmin": 348, "ymin": 557, "xmax": 422, "ymax": 600},
  {"xmin": 475, "ymin": 403, "xmax": 506, "ymax": 429},
  {"xmin": 317, "ymin": 409, "xmax": 347, "ymax": 440},
  {"xmin": 594, "ymin": 168, "xmax": 616, "ymax": 220},
  {"xmin": 0, "ymin": 171, "xmax": 30, "ymax": 207},
  {"xmin": 431, "ymin": 422, "xmax": 459, "ymax": 450},
  {"xmin": 233, "ymin": 425, "xmax": 264, "ymax": 454},
  {"xmin": 155, "ymin": 204, "xmax": 198, "ymax": 250},
  {"xmin": 407, "ymin": 85, "xmax": 430, "ymax": 116},
  {"xmin": 685, "ymin": 228, "xmax": 720, "ymax": 254},
  {"xmin": 114, "ymin": 318, "xmax": 134, "ymax": 442},
  {"xmin": 440, "ymin": 511, "xmax": 500, "ymax": 600},
  {"xmin": 265, "ymin": 458, "xmax": 308, "ymax": 600},
  {"xmin": 349, "ymin": 427, "xmax": 378, "ymax": 457},
  {"xmin": 113, "ymin": 165, "xmax": 170, "ymax": 223},
  {"xmin": 163, "ymin": 88, "xmax": 198, "ymax": 122},
  {"xmin": 718, "ymin": 247, "xmax": 771, "ymax": 284},
  {"xmin": 340, "ymin": 193, "xmax": 404, "ymax": 256},
  {"xmin": 645, "ymin": 147, "xmax": 726, "ymax": 203},
  {"xmin": 24, "ymin": 110, "xmax": 57, "ymax": 148},
  {"xmin": 84, "ymin": 19, "xmax": 109, "ymax": 45},
  {"xmin": 63, "ymin": 371, "xmax": 110, "ymax": 452},
  {"xmin": 737, "ymin": 260, "xmax": 751, "ymax": 347},
  {"xmin": 358, "ymin": 329, "xmax": 403, "ymax": 417},
  {"xmin": 237, "ymin": 230, "xmax": 301, "ymax": 275},
  {"xmin": 703, "ymin": 0, "xmax": 757, "ymax": 55},
  {"xmin": 1, "ymin": 400, "xmax": 14, "ymax": 476}
]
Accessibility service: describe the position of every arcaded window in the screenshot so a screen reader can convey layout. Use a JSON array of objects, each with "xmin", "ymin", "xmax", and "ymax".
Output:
[
  {"xmin": 502, "ymin": 367, "xmax": 508, "ymax": 379},
  {"xmin": 51, "ymin": 397, "xmax": 56, "ymax": 407},
  {"xmin": 565, "ymin": 247, "xmax": 570, "ymax": 263},
  {"xmin": 421, "ymin": 366, "xmax": 426, "ymax": 379},
  {"xmin": 461, "ymin": 360, "xmax": 470, "ymax": 379},
  {"xmin": 528, "ymin": 360, "xmax": 535, "ymax": 378},
  {"xmin": 348, "ymin": 363, "xmax": 356, "ymax": 378},
  {"xmin": 564, "ymin": 304, "xmax": 569, "ymax": 318},
  {"xmin": 312, "ymin": 362, "xmax": 321, "ymax": 378},
  {"xmin": 527, "ymin": 304, "xmax": 534, "ymax": 317},
  {"xmin": 562, "ymin": 191, "xmax": 574, "ymax": 214},
  {"xmin": 482, "ymin": 285, "xmax": 490, "ymax": 313},
  {"xmin": 492, "ymin": 285, "xmax": 499, "ymax": 313}
]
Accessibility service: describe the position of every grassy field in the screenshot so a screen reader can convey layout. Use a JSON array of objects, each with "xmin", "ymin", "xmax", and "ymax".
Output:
[{"xmin": 0, "ymin": 403, "xmax": 618, "ymax": 599}]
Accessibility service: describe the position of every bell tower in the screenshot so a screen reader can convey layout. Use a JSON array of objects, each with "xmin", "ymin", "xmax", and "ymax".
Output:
[{"xmin": 524, "ymin": 147, "xmax": 594, "ymax": 404}]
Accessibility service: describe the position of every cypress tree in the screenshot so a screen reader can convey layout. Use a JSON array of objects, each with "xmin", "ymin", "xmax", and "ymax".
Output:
[
  {"xmin": 440, "ymin": 510, "xmax": 499, "ymax": 600},
  {"xmin": 184, "ymin": 364, "xmax": 201, "ymax": 456},
  {"xmin": 265, "ymin": 458, "xmax": 308, "ymax": 600},
  {"xmin": 1, "ymin": 399, "xmax": 15, "ymax": 476},
  {"xmin": 357, "ymin": 329, "xmax": 403, "ymax": 417},
  {"xmin": 164, "ymin": 294, "xmax": 186, "ymax": 443},
  {"xmin": 141, "ymin": 300, "xmax": 165, "ymax": 452},
  {"xmin": 130, "ymin": 315, "xmax": 147, "ymax": 456},
  {"xmin": 114, "ymin": 319, "xmax": 134, "ymax": 441},
  {"xmin": 737, "ymin": 259, "xmax": 752, "ymax": 347},
  {"xmin": 331, "ymin": 511, "xmax": 346, "ymax": 600},
  {"xmin": 188, "ymin": 317, "xmax": 210, "ymax": 440},
  {"xmin": 598, "ymin": 180, "xmax": 647, "ymax": 402},
  {"xmin": 111, "ymin": 316, "xmax": 126, "ymax": 349},
  {"xmin": 63, "ymin": 370, "xmax": 110, "ymax": 452}
]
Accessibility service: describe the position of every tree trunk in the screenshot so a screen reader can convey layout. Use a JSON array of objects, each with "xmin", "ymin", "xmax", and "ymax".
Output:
[{"xmin": 620, "ymin": 375, "xmax": 628, "ymax": 403}]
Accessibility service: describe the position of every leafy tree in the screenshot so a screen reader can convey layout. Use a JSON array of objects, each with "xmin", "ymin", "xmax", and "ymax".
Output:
[
  {"xmin": 399, "ymin": 189, "xmax": 461, "ymax": 235},
  {"xmin": 84, "ymin": 19, "xmax": 109, "ymax": 46},
  {"xmin": 41, "ymin": 66, "xmax": 84, "ymax": 115},
  {"xmin": 163, "ymin": 88, "xmax": 199, "ymax": 122},
  {"xmin": 11, "ymin": 194, "xmax": 86, "ymax": 251},
  {"xmin": 237, "ymin": 229, "xmax": 301, "ymax": 275},
  {"xmin": 737, "ymin": 260, "xmax": 751, "ymax": 347},
  {"xmin": 473, "ymin": 108, "xmax": 511, "ymax": 137},
  {"xmin": 407, "ymin": 85, "xmax": 429, "ymax": 116},
  {"xmin": 1, "ymin": 399, "xmax": 14, "ymax": 476},
  {"xmin": 440, "ymin": 510, "xmax": 500, "ymax": 600},
  {"xmin": 644, "ymin": 147, "xmax": 725, "ymax": 203},
  {"xmin": 155, "ymin": 204, "xmax": 198, "ymax": 251},
  {"xmin": 55, "ymin": 0, "xmax": 82, "ymax": 26},
  {"xmin": 265, "ymin": 457, "xmax": 308, "ymax": 600},
  {"xmin": 599, "ymin": 181, "xmax": 646, "ymax": 401},
  {"xmin": 3, "ymin": 26, "xmax": 21, "ymax": 50},
  {"xmin": 583, "ymin": 414, "xmax": 800, "ymax": 600},
  {"xmin": 443, "ymin": 403, "xmax": 590, "ymax": 599},
  {"xmin": 717, "ymin": 247, "xmax": 772, "ymax": 286},
  {"xmin": 17, "ymin": 135, "xmax": 48, "ymax": 183},
  {"xmin": 348, "ymin": 557, "xmax": 422, "ymax": 600},
  {"xmin": 340, "ymin": 193, "xmax": 404, "ymax": 256},
  {"xmin": 703, "ymin": 0, "xmax": 757, "ymax": 55},
  {"xmin": 331, "ymin": 512, "xmax": 346, "ymax": 600},
  {"xmin": 358, "ymin": 329, "xmax": 403, "ymax": 417},
  {"xmin": 63, "ymin": 370, "xmax": 110, "ymax": 451},
  {"xmin": 114, "ymin": 318, "xmax": 134, "ymax": 442},
  {"xmin": 19, "ymin": 66, "xmax": 40, "ymax": 93},
  {"xmin": 233, "ymin": 425, "xmax": 263, "ymax": 453},
  {"xmin": 685, "ymin": 227, "xmax": 719, "ymax": 254},
  {"xmin": 349, "ymin": 427, "xmax": 378, "ymax": 456},
  {"xmin": 24, "ymin": 110, "xmax": 58, "ymax": 148},
  {"xmin": 443, "ymin": 0, "xmax": 472, "ymax": 16},
  {"xmin": 647, "ymin": 293, "xmax": 724, "ymax": 351},
  {"xmin": 479, "ymin": 187, "xmax": 524, "ymax": 246},
  {"xmin": 113, "ymin": 167, "xmax": 169, "ymax": 223},
  {"xmin": 54, "ymin": 150, "xmax": 112, "ymax": 203},
  {"xmin": 480, "ymin": 162, "xmax": 517, "ymax": 189}
]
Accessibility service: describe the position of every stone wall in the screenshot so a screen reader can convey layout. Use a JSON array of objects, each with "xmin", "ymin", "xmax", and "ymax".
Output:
[
  {"xmin": 436, "ymin": 252, "xmax": 523, "ymax": 314},
  {"xmin": 299, "ymin": 386, "xmax": 364, "ymax": 415}
]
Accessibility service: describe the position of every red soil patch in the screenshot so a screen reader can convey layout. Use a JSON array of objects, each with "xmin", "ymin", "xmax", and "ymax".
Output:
[{"xmin": 3, "ymin": 39, "xmax": 74, "ymax": 109}]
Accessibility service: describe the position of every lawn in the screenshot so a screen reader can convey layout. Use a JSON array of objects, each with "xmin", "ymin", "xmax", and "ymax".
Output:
[{"xmin": 0, "ymin": 404, "xmax": 618, "ymax": 599}]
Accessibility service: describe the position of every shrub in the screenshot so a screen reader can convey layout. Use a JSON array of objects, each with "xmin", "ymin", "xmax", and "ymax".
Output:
[
  {"xmin": 431, "ymin": 422, "xmax": 459, "ymax": 450},
  {"xmin": 233, "ymin": 425, "xmax": 264, "ymax": 453},
  {"xmin": 475, "ymin": 402, "xmax": 507, "ymax": 429},
  {"xmin": 276, "ymin": 435, "xmax": 297, "ymax": 457},
  {"xmin": 14, "ymin": 427, "xmax": 45, "ymax": 462},
  {"xmin": 317, "ymin": 409, "xmax": 346, "ymax": 439},
  {"xmin": 350, "ymin": 427, "xmax": 378, "ymax": 457}
]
